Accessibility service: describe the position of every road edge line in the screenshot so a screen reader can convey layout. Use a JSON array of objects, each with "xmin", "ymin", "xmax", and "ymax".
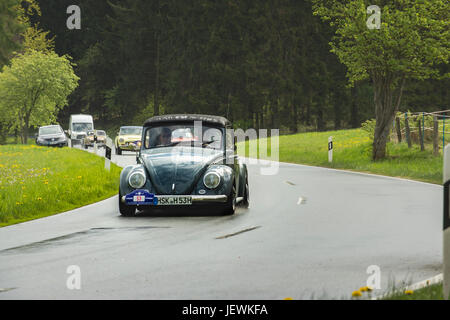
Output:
[{"xmin": 370, "ymin": 273, "xmax": 443, "ymax": 300}]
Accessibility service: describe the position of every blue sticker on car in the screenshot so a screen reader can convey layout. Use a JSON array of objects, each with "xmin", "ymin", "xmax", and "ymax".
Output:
[{"xmin": 125, "ymin": 189, "xmax": 155, "ymax": 205}]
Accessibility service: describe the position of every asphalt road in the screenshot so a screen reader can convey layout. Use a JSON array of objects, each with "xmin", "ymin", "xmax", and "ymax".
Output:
[{"xmin": 0, "ymin": 147, "xmax": 443, "ymax": 299}]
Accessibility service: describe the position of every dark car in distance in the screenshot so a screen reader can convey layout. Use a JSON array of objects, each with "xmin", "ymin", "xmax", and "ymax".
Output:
[
  {"xmin": 35, "ymin": 125, "xmax": 68, "ymax": 147},
  {"xmin": 118, "ymin": 114, "xmax": 249, "ymax": 216}
]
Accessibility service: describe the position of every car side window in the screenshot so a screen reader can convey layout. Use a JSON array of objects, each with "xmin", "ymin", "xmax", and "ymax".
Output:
[
  {"xmin": 203, "ymin": 128, "xmax": 222, "ymax": 149},
  {"xmin": 144, "ymin": 129, "xmax": 151, "ymax": 148}
]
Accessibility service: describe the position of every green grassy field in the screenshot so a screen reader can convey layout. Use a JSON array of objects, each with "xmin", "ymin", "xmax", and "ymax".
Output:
[
  {"xmin": 383, "ymin": 283, "xmax": 445, "ymax": 300},
  {"xmin": 238, "ymin": 128, "xmax": 443, "ymax": 185},
  {"xmin": 0, "ymin": 145, "xmax": 121, "ymax": 227}
]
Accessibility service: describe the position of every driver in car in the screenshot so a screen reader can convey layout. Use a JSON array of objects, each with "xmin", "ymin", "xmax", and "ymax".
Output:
[{"xmin": 157, "ymin": 127, "xmax": 172, "ymax": 146}]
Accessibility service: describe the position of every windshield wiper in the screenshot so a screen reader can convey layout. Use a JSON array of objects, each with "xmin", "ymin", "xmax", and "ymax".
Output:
[{"xmin": 201, "ymin": 140, "xmax": 218, "ymax": 148}]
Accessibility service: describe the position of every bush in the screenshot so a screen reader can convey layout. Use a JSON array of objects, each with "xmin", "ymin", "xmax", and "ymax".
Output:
[{"xmin": 361, "ymin": 119, "xmax": 376, "ymax": 140}]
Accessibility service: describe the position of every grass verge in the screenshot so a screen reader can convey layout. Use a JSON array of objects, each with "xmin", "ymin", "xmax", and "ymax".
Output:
[
  {"xmin": 382, "ymin": 283, "xmax": 445, "ymax": 300},
  {"xmin": 237, "ymin": 128, "xmax": 443, "ymax": 184},
  {"xmin": 0, "ymin": 145, "xmax": 121, "ymax": 227}
]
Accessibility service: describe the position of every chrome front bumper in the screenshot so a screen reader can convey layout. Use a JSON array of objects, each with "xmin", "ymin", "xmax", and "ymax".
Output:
[{"xmin": 120, "ymin": 194, "xmax": 228, "ymax": 204}]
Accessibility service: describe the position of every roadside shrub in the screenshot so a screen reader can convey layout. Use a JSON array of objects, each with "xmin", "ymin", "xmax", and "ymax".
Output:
[{"xmin": 361, "ymin": 119, "xmax": 376, "ymax": 140}]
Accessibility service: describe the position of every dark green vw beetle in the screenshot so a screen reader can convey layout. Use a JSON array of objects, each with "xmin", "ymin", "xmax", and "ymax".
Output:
[{"xmin": 118, "ymin": 114, "xmax": 249, "ymax": 216}]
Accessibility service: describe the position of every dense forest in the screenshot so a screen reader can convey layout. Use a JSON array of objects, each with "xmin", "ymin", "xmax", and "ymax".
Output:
[{"xmin": 6, "ymin": 0, "xmax": 450, "ymax": 135}]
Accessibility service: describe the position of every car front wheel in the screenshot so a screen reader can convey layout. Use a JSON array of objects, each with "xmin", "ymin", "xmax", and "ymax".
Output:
[
  {"xmin": 119, "ymin": 193, "xmax": 136, "ymax": 216},
  {"xmin": 223, "ymin": 185, "xmax": 236, "ymax": 215},
  {"xmin": 241, "ymin": 175, "xmax": 249, "ymax": 208}
]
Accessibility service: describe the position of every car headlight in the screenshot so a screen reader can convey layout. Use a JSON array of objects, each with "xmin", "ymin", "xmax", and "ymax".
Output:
[
  {"xmin": 203, "ymin": 171, "xmax": 221, "ymax": 189},
  {"xmin": 128, "ymin": 171, "xmax": 146, "ymax": 189}
]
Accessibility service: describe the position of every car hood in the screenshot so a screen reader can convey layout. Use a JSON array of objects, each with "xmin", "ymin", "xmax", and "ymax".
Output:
[
  {"xmin": 118, "ymin": 135, "xmax": 141, "ymax": 141},
  {"xmin": 141, "ymin": 147, "xmax": 224, "ymax": 195},
  {"xmin": 38, "ymin": 133, "xmax": 65, "ymax": 139}
]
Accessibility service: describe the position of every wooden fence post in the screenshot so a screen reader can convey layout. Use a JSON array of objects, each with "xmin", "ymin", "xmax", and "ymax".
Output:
[
  {"xmin": 434, "ymin": 116, "xmax": 439, "ymax": 156},
  {"xmin": 418, "ymin": 118, "xmax": 425, "ymax": 151},
  {"xmin": 395, "ymin": 117, "xmax": 402, "ymax": 143},
  {"xmin": 405, "ymin": 113, "xmax": 412, "ymax": 148}
]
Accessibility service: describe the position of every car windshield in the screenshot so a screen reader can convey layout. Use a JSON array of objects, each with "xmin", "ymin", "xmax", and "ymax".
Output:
[
  {"xmin": 73, "ymin": 123, "xmax": 93, "ymax": 132},
  {"xmin": 97, "ymin": 131, "xmax": 106, "ymax": 136},
  {"xmin": 120, "ymin": 127, "xmax": 142, "ymax": 135},
  {"xmin": 39, "ymin": 126, "xmax": 62, "ymax": 135},
  {"xmin": 143, "ymin": 123, "xmax": 223, "ymax": 150}
]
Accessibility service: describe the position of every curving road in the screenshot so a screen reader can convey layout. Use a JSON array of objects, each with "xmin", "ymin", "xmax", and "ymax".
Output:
[{"xmin": 0, "ymin": 148, "xmax": 443, "ymax": 299}]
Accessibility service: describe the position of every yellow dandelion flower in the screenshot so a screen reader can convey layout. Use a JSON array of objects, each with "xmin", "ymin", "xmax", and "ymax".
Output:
[
  {"xmin": 404, "ymin": 290, "xmax": 414, "ymax": 295},
  {"xmin": 77, "ymin": 176, "xmax": 82, "ymax": 179},
  {"xmin": 15, "ymin": 202, "xmax": 21, "ymax": 205},
  {"xmin": 352, "ymin": 290, "xmax": 362, "ymax": 298},
  {"xmin": 36, "ymin": 197, "xmax": 42, "ymax": 201},
  {"xmin": 44, "ymin": 181, "xmax": 49, "ymax": 185},
  {"xmin": 360, "ymin": 286, "xmax": 368, "ymax": 292}
]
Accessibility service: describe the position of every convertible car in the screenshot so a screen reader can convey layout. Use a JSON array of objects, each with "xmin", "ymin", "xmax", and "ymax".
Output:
[
  {"xmin": 115, "ymin": 126, "xmax": 142, "ymax": 155},
  {"xmin": 118, "ymin": 114, "xmax": 249, "ymax": 216}
]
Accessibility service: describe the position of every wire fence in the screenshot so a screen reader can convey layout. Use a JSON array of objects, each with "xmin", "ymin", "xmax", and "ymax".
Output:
[{"xmin": 392, "ymin": 110, "xmax": 450, "ymax": 155}]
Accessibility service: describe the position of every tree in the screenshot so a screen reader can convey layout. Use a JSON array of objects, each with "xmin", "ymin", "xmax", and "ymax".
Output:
[
  {"xmin": 312, "ymin": 0, "xmax": 450, "ymax": 160},
  {"xmin": 0, "ymin": 50, "xmax": 79, "ymax": 143}
]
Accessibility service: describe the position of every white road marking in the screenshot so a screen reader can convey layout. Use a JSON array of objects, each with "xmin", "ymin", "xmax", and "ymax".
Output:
[{"xmin": 371, "ymin": 273, "xmax": 443, "ymax": 300}]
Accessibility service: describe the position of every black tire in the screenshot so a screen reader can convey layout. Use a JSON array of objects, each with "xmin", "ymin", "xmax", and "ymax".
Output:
[
  {"xmin": 116, "ymin": 146, "xmax": 122, "ymax": 155},
  {"xmin": 241, "ymin": 175, "xmax": 249, "ymax": 208},
  {"xmin": 223, "ymin": 185, "xmax": 236, "ymax": 215},
  {"xmin": 119, "ymin": 193, "xmax": 136, "ymax": 216}
]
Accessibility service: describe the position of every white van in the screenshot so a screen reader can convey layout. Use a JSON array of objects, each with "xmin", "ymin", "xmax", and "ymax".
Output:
[{"xmin": 68, "ymin": 114, "xmax": 94, "ymax": 140}]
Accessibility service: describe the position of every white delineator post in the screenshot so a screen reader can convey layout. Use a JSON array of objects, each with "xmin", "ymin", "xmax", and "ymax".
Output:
[
  {"xmin": 328, "ymin": 136, "xmax": 333, "ymax": 163},
  {"xmin": 105, "ymin": 137, "xmax": 112, "ymax": 171},
  {"xmin": 444, "ymin": 145, "xmax": 450, "ymax": 299}
]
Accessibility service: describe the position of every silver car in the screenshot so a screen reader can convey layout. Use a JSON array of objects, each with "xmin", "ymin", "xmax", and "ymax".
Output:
[{"xmin": 35, "ymin": 125, "xmax": 68, "ymax": 147}]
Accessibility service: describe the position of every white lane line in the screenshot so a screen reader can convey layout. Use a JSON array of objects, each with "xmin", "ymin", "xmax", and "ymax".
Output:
[{"xmin": 243, "ymin": 157, "xmax": 441, "ymax": 188}]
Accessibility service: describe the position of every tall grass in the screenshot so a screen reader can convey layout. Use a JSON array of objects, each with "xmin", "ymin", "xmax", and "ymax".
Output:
[
  {"xmin": 0, "ymin": 145, "xmax": 121, "ymax": 227},
  {"xmin": 238, "ymin": 128, "xmax": 443, "ymax": 184}
]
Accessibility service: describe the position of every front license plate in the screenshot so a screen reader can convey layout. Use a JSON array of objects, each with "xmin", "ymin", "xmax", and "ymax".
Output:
[{"xmin": 156, "ymin": 196, "xmax": 192, "ymax": 205}]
